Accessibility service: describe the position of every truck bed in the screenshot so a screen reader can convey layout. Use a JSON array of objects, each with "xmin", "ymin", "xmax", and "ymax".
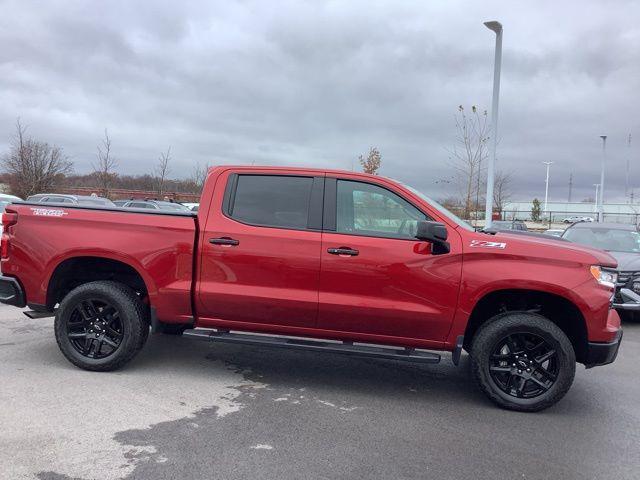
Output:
[{"xmin": 2, "ymin": 202, "xmax": 198, "ymax": 323}]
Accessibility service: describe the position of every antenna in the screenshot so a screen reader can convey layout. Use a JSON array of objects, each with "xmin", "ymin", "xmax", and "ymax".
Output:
[{"xmin": 627, "ymin": 134, "xmax": 632, "ymax": 202}]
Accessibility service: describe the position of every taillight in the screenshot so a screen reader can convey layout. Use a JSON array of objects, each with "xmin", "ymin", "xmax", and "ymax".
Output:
[
  {"xmin": 1, "ymin": 209, "xmax": 17, "ymax": 259},
  {"xmin": 0, "ymin": 234, "xmax": 8, "ymax": 259},
  {"xmin": 2, "ymin": 211, "xmax": 17, "ymax": 228}
]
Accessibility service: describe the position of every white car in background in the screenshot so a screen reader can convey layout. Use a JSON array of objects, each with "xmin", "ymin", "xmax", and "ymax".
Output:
[
  {"xmin": 0, "ymin": 194, "xmax": 22, "ymax": 270},
  {"xmin": 181, "ymin": 202, "xmax": 199, "ymax": 212},
  {"xmin": 563, "ymin": 215, "xmax": 594, "ymax": 223}
]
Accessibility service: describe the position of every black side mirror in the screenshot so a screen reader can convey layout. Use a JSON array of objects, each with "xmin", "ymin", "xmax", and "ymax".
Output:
[{"xmin": 415, "ymin": 221, "xmax": 450, "ymax": 255}]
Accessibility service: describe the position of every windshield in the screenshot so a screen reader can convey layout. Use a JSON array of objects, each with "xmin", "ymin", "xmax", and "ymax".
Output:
[
  {"xmin": 563, "ymin": 227, "xmax": 640, "ymax": 253},
  {"xmin": 400, "ymin": 183, "xmax": 474, "ymax": 231}
]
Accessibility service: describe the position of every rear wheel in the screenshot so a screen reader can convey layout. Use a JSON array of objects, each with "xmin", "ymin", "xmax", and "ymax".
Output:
[
  {"xmin": 54, "ymin": 281, "xmax": 149, "ymax": 371},
  {"xmin": 470, "ymin": 312, "xmax": 576, "ymax": 412}
]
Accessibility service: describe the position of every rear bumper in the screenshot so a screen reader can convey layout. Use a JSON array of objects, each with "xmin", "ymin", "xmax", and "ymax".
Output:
[
  {"xmin": 584, "ymin": 329, "xmax": 623, "ymax": 369},
  {"xmin": 0, "ymin": 275, "xmax": 26, "ymax": 307}
]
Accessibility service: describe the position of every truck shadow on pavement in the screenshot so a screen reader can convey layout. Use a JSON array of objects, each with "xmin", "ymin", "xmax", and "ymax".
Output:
[{"xmin": 32, "ymin": 326, "xmax": 638, "ymax": 480}]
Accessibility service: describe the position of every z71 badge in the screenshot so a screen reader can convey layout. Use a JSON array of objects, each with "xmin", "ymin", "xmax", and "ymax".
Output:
[
  {"xmin": 470, "ymin": 239, "xmax": 506, "ymax": 249},
  {"xmin": 30, "ymin": 208, "xmax": 68, "ymax": 217}
]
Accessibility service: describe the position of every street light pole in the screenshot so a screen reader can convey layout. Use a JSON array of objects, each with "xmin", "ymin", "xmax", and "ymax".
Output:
[
  {"xmin": 598, "ymin": 135, "xmax": 607, "ymax": 222},
  {"xmin": 543, "ymin": 161, "xmax": 553, "ymax": 212},
  {"xmin": 593, "ymin": 183, "xmax": 600, "ymax": 213},
  {"xmin": 483, "ymin": 20, "xmax": 503, "ymax": 229}
]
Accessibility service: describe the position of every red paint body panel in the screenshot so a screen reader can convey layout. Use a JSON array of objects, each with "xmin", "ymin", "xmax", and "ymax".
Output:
[
  {"xmin": 0, "ymin": 165, "xmax": 622, "ymax": 355},
  {"xmin": 196, "ymin": 168, "xmax": 323, "ymax": 328},
  {"xmin": 2, "ymin": 206, "xmax": 196, "ymax": 323}
]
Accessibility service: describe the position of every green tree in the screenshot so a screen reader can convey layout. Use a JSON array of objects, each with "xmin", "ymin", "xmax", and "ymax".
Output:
[{"xmin": 531, "ymin": 198, "xmax": 541, "ymax": 222}]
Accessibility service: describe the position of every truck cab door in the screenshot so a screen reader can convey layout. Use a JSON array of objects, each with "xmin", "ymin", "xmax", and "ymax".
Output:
[
  {"xmin": 197, "ymin": 171, "xmax": 324, "ymax": 329},
  {"xmin": 317, "ymin": 177, "xmax": 462, "ymax": 347}
]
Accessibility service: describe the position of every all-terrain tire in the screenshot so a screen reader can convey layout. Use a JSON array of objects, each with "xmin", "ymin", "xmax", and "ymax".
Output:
[
  {"xmin": 54, "ymin": 281, "xmax": 150, "ymax": 371},
  {"xmin": 470, "ymin": 312, "xmax": 576, "ymax": 412}
]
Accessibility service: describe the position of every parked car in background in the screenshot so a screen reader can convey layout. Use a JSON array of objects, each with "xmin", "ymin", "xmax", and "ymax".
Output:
[
  {"xmin": 0, "ymin": 194, "xmax": 22, "ymax": 238},
  {"xmin": 488, "ymin": 220, "xmax": 528, "ymax": 231},
  {"xmin": 562, "ymin": 222, "xmax": 640, "ymax": 320},
  {"xmin": 545, "ymin": 229, "xmax": 565, "ymax": 237},
  {"xmin": 112, "ymin": 200, "xmax": 128, "ymax": 207},
  {"xmin": 0, "ymin": 165, "xmax": 623, "ymax": 412},
  {"xmin": 26, "ymin": 194, "xmax": 115, "ymax": 207},
  {"xmin": 181, "ymin": 202, "xmax": 199, "ymax": 212},
  {"xmin": 563, "ymin": 215, "xmax": 594, "ymax": 224},
  {"xmin": 120, "ymin": 199, "xmax": 191, "ymax": 211}
]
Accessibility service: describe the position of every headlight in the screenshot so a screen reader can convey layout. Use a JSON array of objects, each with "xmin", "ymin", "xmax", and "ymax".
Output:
[{"xmin": 590, "ymin": 266, "xmax": 617, "ymax": 288}]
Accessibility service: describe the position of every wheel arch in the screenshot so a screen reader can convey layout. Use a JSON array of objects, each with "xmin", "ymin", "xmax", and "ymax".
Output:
[
  {"xmin": 45, "ymin": 254, "xmax": 157, "ymax": 310},
  {"xmin": 463, "ymin": 289, "xmax": 588, "ymax": 363}
]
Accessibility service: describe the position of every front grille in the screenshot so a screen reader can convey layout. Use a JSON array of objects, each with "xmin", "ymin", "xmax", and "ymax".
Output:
[{"xmin": 615, "ymin": 270, "xmax": 640, "ymax": 301}]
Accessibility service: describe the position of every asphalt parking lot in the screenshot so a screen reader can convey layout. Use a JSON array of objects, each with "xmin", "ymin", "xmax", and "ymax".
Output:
[{"xmin": 1, "ymin": 304, "xmax": 639, "ymax": 480}]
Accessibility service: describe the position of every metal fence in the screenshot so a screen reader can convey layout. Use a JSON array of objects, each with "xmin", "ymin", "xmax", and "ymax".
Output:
[{"xmin": 499, "ymin": 210, "xmax": 640, "ymax": 227}]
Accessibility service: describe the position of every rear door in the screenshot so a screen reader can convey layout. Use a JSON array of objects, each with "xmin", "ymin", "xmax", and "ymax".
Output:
[
  {"xmin": 197, "ymin": 170, "xmax": 324, "ymax": 328},
  {"xmin": 317, "ymin": 177, "xmax": 462, "ymax": 345}
]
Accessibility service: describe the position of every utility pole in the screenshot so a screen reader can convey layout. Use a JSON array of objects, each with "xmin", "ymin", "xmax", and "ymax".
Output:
[
  {"xmin": 598, "ymin": 135, "xmax": 607, "ymax": 222},
  {"xmin": 483, "ymin": 21, "xmax": 503, "ymax": 229},
  {"xmin": 568, "ymin": 173, "xmax": 573, "ymax": 202},
  {"xmin": 543, "ymin": 161, "xmax": 553, "ymax": 212},
  {"xmin": 627, "ymin": 134, "xmax": 632, "ymax": 202}
]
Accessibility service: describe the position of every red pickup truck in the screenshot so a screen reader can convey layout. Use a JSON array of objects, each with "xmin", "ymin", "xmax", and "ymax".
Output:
[{"xmin": 0, "ymin": 166, "xmax": 623, "ymax": 411}]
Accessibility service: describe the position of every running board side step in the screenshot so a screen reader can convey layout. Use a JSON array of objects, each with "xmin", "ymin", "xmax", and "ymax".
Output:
[
  {"xmin": 23, "ymin": 309, "xmax": 56, "ymax": 319},
  {"xmin": 183, "ymin": 329, "xmax": 441, "ymax": 364}
]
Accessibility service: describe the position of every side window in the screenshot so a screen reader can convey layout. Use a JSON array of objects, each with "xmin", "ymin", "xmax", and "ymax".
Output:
[
  {"xmin": 336, "ymin": 180, "xmax": 427, "ymax": 239},
  {"xmin": 228, "ymin": 175, "xmax": 314, "ymax": 229}
]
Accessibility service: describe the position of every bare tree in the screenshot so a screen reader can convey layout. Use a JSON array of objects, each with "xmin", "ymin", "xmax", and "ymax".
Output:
[
  {"xmin": 92, "ymin": 129, "xmax": 118, "ymax": 196},
  {"xmin": 1, "ymin": 119, "xmax": 73, "ymax": 198},
  {"xmin": 189, "ymin": 162, "xmax": 210, "ymax": 191},
  {"xmin": 448, "ymin": 105, "xmax": 490, "ymax": 220},
  {"xmin": 155, "ymin": 146, "xmax": 171, "ymax": 195},
  {"xmin": 493, "ymin": 170, "xmax": 514, "ymax": 212},
  {"xmin": 359, "ymin": 147, "xmax": 382, "ymax": 174}
]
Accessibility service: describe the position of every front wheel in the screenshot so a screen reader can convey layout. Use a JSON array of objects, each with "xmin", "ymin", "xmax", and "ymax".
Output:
[
  {"xmin": 470, "ymin": 312, "xmax": 576, "ymax": 412},
  {"xmin": 54, "ymin": 281, "xmax": 149, "ymax": 371}
]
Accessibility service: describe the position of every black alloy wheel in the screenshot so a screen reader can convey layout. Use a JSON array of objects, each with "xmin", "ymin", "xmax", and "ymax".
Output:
[
  {"xmin": 55, "ymin": 281, "xmax": 149, "ymax": 371},
  {"xmin": 470, "ymin": 312, "xmax": 576, "ymax": 412},
  {"xmin": 66, "ymin": 298, "xmax": 124, "ymax": 359},
  {"xmin": 489, "ymin": 332, "xmax": 559, "ymax": 399}
]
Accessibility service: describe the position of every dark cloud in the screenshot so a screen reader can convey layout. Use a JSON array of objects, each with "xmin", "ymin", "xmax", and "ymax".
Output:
[{"xmin": 0, "ymin": 0, "xmax": 638, "ymax": 202}]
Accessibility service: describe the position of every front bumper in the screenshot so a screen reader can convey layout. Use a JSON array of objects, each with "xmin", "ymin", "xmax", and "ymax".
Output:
[
  {"xmin": 613, "ymin": 288, "xmax": 640, "ymax": 311},
  {"xmin": 585, "ymin": 329, "xmax": 623, "ymax": 368},
  {"xmin": 0, "ymin": 275, "xmax": 25, "ymax": 307}
]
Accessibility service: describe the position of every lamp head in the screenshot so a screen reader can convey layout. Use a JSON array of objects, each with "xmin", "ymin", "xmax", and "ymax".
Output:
[{"xmin": 484, "ymin": 21, "xmax": 503, "ymax": 34}]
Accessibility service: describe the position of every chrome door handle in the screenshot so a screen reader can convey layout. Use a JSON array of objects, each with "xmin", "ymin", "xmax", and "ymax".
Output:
[
  {"xmin": 327, "ymin": 247, "xmax": 359, "ymax": 256},
  {"xmin": 209, "ymin": 237, "xmax": 239, "ymax": 246}
]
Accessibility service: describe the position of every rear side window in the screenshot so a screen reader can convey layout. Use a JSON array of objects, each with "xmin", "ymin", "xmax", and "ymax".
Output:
[{"xmin": 228, "ymin": 175, "xmax": 314, "ymax": 229}]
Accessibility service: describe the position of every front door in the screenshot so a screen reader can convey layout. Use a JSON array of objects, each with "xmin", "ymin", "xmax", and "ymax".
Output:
[
  {"xmin": 197, "ymin": 171, "xmax": 324, "ymax": 328},
  {"xmin": 318, "ymin": 178, "xmax": 462, "ymax": 345}
]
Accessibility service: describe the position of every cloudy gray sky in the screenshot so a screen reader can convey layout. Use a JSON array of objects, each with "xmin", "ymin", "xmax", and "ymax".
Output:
[{"xmin": 1, "ymin": 0, "xmax": 638, "ymax": 202}]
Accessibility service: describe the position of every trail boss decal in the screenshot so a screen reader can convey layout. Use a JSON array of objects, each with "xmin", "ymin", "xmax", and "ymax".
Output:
[
  {"xmin": 470, "ymin": 239, "xmax": 507, "ymax": 249},
  {"xmin": 30, "ymin": 208, "xmax": 68, "ymax": 217}
]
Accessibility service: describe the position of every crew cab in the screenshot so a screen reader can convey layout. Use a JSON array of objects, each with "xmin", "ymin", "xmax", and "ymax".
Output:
[{"xmin": 0, "ymin": 166, "xmax": 623, "ymax": 411}]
